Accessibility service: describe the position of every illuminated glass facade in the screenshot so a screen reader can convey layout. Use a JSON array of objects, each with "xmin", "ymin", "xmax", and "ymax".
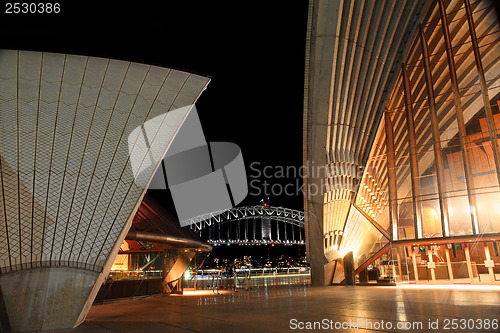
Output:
[{"xmin": 304, "ymin": 0, "xmax": 500, "ymax": 285}]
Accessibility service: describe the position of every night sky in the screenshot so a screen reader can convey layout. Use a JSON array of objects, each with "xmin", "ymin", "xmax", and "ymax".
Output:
[{"xmin": 0, "ymin": 1, "xmax": 309, "ymax": 215}]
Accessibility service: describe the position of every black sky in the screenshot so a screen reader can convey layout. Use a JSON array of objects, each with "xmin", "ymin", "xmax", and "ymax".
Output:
[{"xmin": 0, "ymin": 1, "xmax": 309, "ymax": 213}]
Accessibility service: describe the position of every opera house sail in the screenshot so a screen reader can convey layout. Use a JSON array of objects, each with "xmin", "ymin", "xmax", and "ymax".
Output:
[{"xmin": 0, "ymin": 50, "xmax": 209, "ymax": 331}]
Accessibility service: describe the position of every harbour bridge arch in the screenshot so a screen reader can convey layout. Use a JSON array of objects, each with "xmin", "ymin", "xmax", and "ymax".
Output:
[{"xmin": 185, "ymin": 206, "xmax": 305, "ymax": 245}]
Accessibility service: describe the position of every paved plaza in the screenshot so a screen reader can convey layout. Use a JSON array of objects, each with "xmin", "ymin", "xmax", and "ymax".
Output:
[{"xmin": 47, "ymin": 285, "xmax": 500, "ymax": 333}]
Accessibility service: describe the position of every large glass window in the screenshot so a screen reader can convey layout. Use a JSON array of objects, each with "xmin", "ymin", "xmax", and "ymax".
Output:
[{"xmin": 379, "ymin": 0, "xmax": 500, "ymax": 240}]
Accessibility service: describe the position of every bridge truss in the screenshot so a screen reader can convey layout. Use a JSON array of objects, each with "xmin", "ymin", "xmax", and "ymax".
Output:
[{"xmin": 186, "ymin": 206, "xmax": 305, "ymax": 245}]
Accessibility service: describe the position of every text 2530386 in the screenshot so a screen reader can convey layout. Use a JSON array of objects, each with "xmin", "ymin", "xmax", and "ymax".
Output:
[{"xmin": 5, "ymin": 3, "xmax": 60, "ymax": 14}]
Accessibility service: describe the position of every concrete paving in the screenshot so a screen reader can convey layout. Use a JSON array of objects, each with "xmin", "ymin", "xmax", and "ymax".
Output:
[{"xmin": 47, "ymin": 285, "xmax": 500, "ymax": 333}]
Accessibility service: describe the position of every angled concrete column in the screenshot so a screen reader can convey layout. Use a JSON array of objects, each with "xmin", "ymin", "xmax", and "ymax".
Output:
[
  {"xmin": 411, "ymin": 247, "xmax": 419, "ymax": 284},
  {"xmin": 445, "ymin": 247, "xmax": 454, "ymax": 284},
  {"xmin": 307, "ymin": 199, "xmax": 331, "ymax": 286},
  {"xmin": 358, "ymin": 268, "xmax": 369, "ymax": 284},
  {"xmin": 464, "ymin": 245, "xmax": 474, "ymax": 284},
  {"xmin": 396, "ymin": 250, "xmax": 403, "ymax": 283},
  {"xmin": 427, "ymin": 246, "xmax": 436, "ymax": 282},
  {"xmin": 344, "ymin": 251, "xmax": 355, "ymax": 286},
  {"xmin": 484, "ymin": 244, "xmax": 496, "ymax": 283}
]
